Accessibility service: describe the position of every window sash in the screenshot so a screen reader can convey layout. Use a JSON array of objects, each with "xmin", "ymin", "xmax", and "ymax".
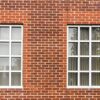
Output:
[
  {"xmin": 0, "ymin": 25, "xmax": 23, "ymax": 88},
  {"xmin": 67, "ymin": 25, "xmax": 100, "ymax": 88}
]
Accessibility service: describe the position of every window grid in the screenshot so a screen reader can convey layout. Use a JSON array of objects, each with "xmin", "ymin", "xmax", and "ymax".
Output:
[
  {"xmin": 0, "ymin": 25, "xmax": 23, "ymax": 88},
  {"xmin": 67, "ymin": 25, "xmax": 100, "ymax": 88}
]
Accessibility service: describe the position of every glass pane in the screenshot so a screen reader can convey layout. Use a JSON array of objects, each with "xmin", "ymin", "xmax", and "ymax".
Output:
[
  {"xmin": 92, "ymin": 42, "xmax": 100, "ymax": 55},
  {"xmin": 80, "ymin": 57, "xmax": 89, "ymax": 70},
  {"xmin": 11, "ymin": 43, "xmax": 21, "ymax": 55},
  {"xmin": 92, "ymin": 57, "xmax": 100, "ymax": 70},
  {"xmin": 68, "ymin": 27, "xmax": 78, "ymax": 40},
  {"xmin": 92, "ymin": 73, "xmax": 100, "ymax": 86},
  {"xmin": 80, "ymin": 73, "xmax": 89, "ymax": 86},
  {"xmin": 0, "ymin": 72, "xmax": 9, "ymax": 86},
  {"xmin": 11, "ymin": 27, "xmax": 21, "ymax": 40},
  {"xmin": 0, "ymin": 26, "xmax": 9, "ymax": 40},
  {"xmin": 11, "ymin": 57, "xmax": 21, "ymax": 70},
  {"xmin": 0, "ymin": 58, "xmax": 9, "ymax": 70},
  {"xmin": 92, "ymin": 27, "xmax": 100, "ymax": 40},
  {"xmin": 11, "ymin": 72, "xmax": 21, "ymax": 86},
  {"xmin": 68, "ymin": 57, "xmax": 77, "ymax": 70},
  {"xmin": 80, "ymin": 27, "xmax": 89, "ymax": 40},
  {"xmin": 80, "ymin": 42, "xmax": 89, "ymax": 55},
  {"xmin": 0, "ymin": 43, "xmax": 9, "ymax": 55},
  {"xmin": 68, "ymin": 43, "xmax": 78, "ymax": 55},
  {"xmin": 68, "ymin": 73, "xmax": 77, "ymax": 86}
]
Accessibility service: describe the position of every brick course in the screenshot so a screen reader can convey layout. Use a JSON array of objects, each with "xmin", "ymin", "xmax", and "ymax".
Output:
[{"xmin": 0, "ymin": 0, "xmax": 100, "ymax": 99}]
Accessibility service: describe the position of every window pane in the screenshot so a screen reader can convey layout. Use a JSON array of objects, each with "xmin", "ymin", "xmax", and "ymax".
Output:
[
  {"xmin": 80, "ymin": 57, "xmax": 89, "ymax": 70},
  {"xmin": 11, "ymin": 72, "xmax": 21, "ymax": 86},
  {"xmin": 68, "ymin": 57, "xmax": 77, "ymax": 70},
  {"xmin": 80, "ymin": 73, "xmax": 89, "ymax": 86},
  {"xmin": 92, "ymin": 27, "xmax": 100, "ymax": 40},
  {"xmin": 0, "ymin": 43, "xmax": 9, "ymax": 55},
  {"xmin": 68, "ymin": 27, "xmax": 78, "ymax": 40},
  {"xmin": 11, "ymin": 27, "xmax": 21, "ymax": 40},
  {"xmin": 11, "ymin": 43, "xmax": 21, "ymax": 55},
  {"xmin": 68, "ymin": 43, "xmax": 78, "ymax": 55},
  {"xmin": 0, "ymin": 26, "xmax": 9, "ymax": 40},
  {"xmin": 0, "ymin": 72, "xmax": 9, "ymax": 86},
  {"xmin": 68, "ymin": 73, "xmax": 77, "ymax": 86},
  {"xmin": 0, "ymin": 58, "xmax": 9, "ymax": 70},
  {"xmin": 92, "ymin": 73, "xmax": 100, "ymax": 86},
  {"xmin": 11, "ymin": 57, "xmax": 21, "ymax": 70},
  {"xmin": 80, "ymin": 43, "xmax": 89, "ymax": 55},
  {"xmin": 92, "ymin": 42, "xmax": 100, "ymax": 55},
  {"xmin": 92, "ymin": 57, "xmax": 100, "ymax": 70},
  {"xmin": 80, "ymin": 27, "xmax": 89, "ymax": 40}
]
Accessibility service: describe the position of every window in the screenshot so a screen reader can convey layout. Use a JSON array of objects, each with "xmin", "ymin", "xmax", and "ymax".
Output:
[
  {"xmin": 0, "ymin": 25, "xmax": 23, "ymax": 88},
  {"xmin": 67, "ymin": 25, "xmax": 100, "ymax": 88}
]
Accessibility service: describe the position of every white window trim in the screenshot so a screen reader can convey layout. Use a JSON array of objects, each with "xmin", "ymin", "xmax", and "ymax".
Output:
[
  {"xmin": 0, "ymin": 25, "xmax": 23, "ymax": 88},
  {"xmin": 67, "ymin": 25, "xmax": 100, "ymax": 88}
]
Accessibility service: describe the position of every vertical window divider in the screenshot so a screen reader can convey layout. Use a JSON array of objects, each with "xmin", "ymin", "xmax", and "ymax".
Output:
[
  {"xmin": 89, "ymin": 26, "xmax": 92, "ymax": 87},
  {"xmin": 67, "ymin": 26, "xmax": 69, "ymax": 87},
  {"xmin": 78, "ymin": 26, "xmax": 80, "ymax": 87},
  {"xmin": 9, "ymin": 26, "xmax": 11, "ymax": 86},
  {"xmin": 21, "ymin": 26, "xmax": 23, "ymax": 87}
]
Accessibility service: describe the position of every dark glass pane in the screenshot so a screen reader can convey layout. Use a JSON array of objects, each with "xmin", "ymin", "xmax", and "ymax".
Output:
[
  {"xmin": 80, "ymin": 27, "xmax": 89, "ymax": 40},
  {"xmin": 68, "ymin": 73, "xmax": 77, "ymax": 86},
  {"xmin": 80, "ymin": 43, "xmax": 89, "ymax": 55},
  {"xmin": 92, "ymin": 58, "xmax": 100, "ymax": 70},
  {"xmin": 80, "ymin": 73, "xmax": 89, "ymax": 86},
  {"xmin": 80, "ymin": 57, "xmax": 89, "ymax": 70},
  {"xmin": 92, "ymin": 73, "xmax": 100, "ymax": 86},
  {"xmin": 68, "ymin": 57, "xmax": 78, "ymax": 70}
]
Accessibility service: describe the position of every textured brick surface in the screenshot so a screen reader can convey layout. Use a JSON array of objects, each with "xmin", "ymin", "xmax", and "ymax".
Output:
[{"xmin": 0, "ymin": 0, "xmax": 100, "ymax": 99}]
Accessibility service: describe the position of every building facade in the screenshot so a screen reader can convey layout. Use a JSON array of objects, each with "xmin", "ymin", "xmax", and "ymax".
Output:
[{"xmin": 0, "ymin": 0, "xmax": 100, "ymax": 99}]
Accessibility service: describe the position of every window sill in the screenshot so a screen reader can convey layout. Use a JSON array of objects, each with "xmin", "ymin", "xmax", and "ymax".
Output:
[{"xmin": 0, "ymin": 86, "xmax": 23, "ymax": 89}]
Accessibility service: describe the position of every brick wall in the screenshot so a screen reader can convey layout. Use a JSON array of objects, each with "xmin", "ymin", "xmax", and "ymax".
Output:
[{"xmin": 0, "ymin": 0, "xmax": 100, "ymax": 99}]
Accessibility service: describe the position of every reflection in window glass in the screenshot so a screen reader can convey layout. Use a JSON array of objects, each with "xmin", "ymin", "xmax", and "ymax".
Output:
[
  {"xmin": 92, "ymin": 42, "xmax": 100, "ymax": 55},
  {"xmin": 11, "ymin": 43, "xmax": 21, "ymax": 55},
  {"xmin": 69, "ymin": 27, "xmax": 78, "ymax": 40},
  {"xmin": 0, "ymin": 43, "xmax": 9, "ymax": 55},
  {"xmin": 92, "ymin": 27, "xmax": 100, "ymax": 40},
  {"xmin": 11, "ymin": 57, "xmax": 21, "ymax": 70},
  {"xmin": 0, "ymin": 27, "xmax": 9, "ymax": 40},
  {"xmin": 0, "ymin": 72, "xmax": 9, "ymax": 86},
  {"xmin": 11, "ymin": 27, "xmax": 21, "ymax": 40},
  {"xmin": 0, "ymin": 58, "xmax": 9, "ymax": 70},
  {"xmin": 69, "ymin": 43, "xmax": 78, "ymax": 55}
]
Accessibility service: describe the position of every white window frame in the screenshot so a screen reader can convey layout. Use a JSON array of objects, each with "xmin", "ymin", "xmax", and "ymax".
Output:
[
  {"xmin": 0, "ymin": 25, "xmax": 23, "ymax": 88},
  {"xmin": 67, "ymin": 25, "xmax": 100, "ymax": 88}
]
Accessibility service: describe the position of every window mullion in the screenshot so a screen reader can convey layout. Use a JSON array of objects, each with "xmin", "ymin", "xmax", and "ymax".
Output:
[
  {"xmin": 89, "ymin": 26, "xmax": 92, "ymax": 87},
  {"xmin": 78, "ymin": 26, "xmax": 80, "ymax": 87},
  {"xmin": 21, "ymin": 26, "xmax": 23, "ymax": 86},
  {"xmin": 9, "ymin": 26, "xmax": 11, "ymax": 87}
]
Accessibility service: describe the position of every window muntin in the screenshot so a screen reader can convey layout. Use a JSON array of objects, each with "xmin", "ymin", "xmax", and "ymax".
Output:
[
  {"xmin": 67, "ymin": 25, "xmax": 100, "ymax": 88},
  {"xmin": 0, "ymin": 25, "xmax": 23, "ymax": 88}
]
